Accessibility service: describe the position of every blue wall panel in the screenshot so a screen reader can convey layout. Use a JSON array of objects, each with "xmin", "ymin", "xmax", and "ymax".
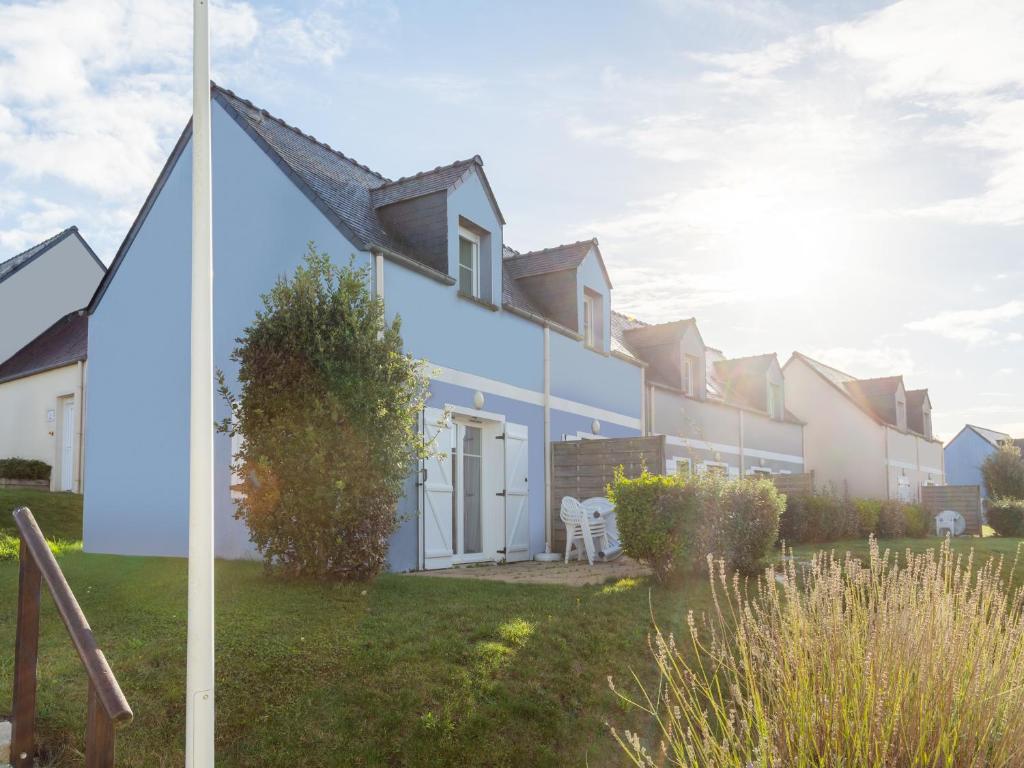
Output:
[{"xmin": 944, "ymin": 429, "xmax": 995, "ymax": 498}]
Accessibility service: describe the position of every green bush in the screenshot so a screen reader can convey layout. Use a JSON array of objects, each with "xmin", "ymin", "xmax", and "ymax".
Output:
[
  {"xmin": 987, "ymin": 498, "xmax": 1024, "ymax": 537},
  {"xmin": 902, "ymin": 503, "xmax": 929, "ymax": 538},
  {"xmin": 876, "ymin": 500, "xmax": 908, "ymax": 538},
  {"xmin": 982, "ymin": 443, "xmax": 1024, "ymax": 501},
  {"xmin": 610, "ymin": 471, "xmax": 782, "ymax": 579},
  {"xmin": 609, "ymin": 469, "xmax": 699, "ymax": 582},
  {"xmin": 779, "ymin": 489, "xmax": 849, "ymax": 543},
  {"xmin": 0, "ymin": 458, "xmax": 50, "ymax": 481},
  {"xmin": 703, "ymin": 474, "xmax": 784, "ymax": 575},
  {"xmin": 218, "ymin": 246, "xmax": 430, "ymax": 581},
  {"xmin": 855, "ymin": 498, "xmax": 882, "ymax": 537}
]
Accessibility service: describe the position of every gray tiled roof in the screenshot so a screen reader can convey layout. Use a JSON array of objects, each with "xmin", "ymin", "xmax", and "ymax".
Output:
[
  {"xmin": 503, "ymin": 239, "xmax": 597, "ymax": 280},
  {"xmin": 371, "ymin": 157, "xmax": 480, "ymax": 208},
  {"xmin": 968, "ymin": 424, "xmax": 1012, "ymax": 447},
  {"xmin": 214, "ymin": 87, "xmax": 409, "ymax": 254},
  {"xmin": 610, "ymin": 310, "xmax": 647, "ymax": 358},
  {"xmin": 501, "ymin": 262, "xmax": 541, "ymax": 315},
  {"xmin": 0, "ymin": 227, "xmax": 78, "ymax": 284},
  {"xmin": 0, "ymin": 311, "xmax": 87, "ymax": 383}
]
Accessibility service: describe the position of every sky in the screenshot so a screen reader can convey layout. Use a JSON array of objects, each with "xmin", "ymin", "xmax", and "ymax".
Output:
[{"xmin": 0, "ymin": 0, "xmax": 1021, "ymax": 440}]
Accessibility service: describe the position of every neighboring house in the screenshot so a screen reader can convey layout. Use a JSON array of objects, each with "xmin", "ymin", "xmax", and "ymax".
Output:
[
  {"xmin": 0, "ymin": 312, "xmax": 88, "ymax": 492},
  {"xmin": 0, "ymin": 227, "xmax": 106, "ymax": 363},
  {"xmin": 945, "ymin": 425, "xmax": 1022, "ymax": 505},
  {"xmin": 611, "ymin": 312, "xmax": 805, "ymax": 477},
  {"xmin": 782, "ymin": 352, "xmax": 944, "ymax": 501},
  {"xmin": 83, "ymin": 85, "xmax": 643, "ymax": 571}
]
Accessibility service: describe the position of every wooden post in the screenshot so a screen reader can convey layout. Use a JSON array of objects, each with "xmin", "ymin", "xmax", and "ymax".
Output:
[
  {"xmin": 85, "ymin": 682, "xmax": 116, "ymax": 767},
  {"xmin": 11, "ymin": 540, "xmax": 41, "ymax": 768}
]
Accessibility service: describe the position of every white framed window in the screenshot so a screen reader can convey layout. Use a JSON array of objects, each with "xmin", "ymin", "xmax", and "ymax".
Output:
[
  {"xmin": 768, "ymin": 382, "xmax": 783, "ymax": 419},
  {"xmin": 699, "ymin": 460, "xmax": 728, "ymax": 476},
  {"xmin": 675, "ymin": 457, "xmax": 692, "ymax": 477},
  {"xmin": 683, "ymin": 354, "xmax": 698, "ymax": 395},
  {"xmin": 896, "ymin": 399, "xmax": 906, "ymax": 428},
  {"xmin": 458, "ymin": 227, "xmax": 480, "ymax": 298},
  {"xmin": 583, "ymin": 292, "xmax": 596, "ymax": 348}
]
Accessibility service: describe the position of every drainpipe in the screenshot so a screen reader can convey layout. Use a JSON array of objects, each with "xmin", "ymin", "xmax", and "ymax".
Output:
[
  {"xmin": 541, "ymin": 325, "xmax": 555, "ymax": 558},
  {"xmin": 76, "ymin": 359, "xmax": 86, "ymax": 493},
  {"xmin": 374, "ymin": 249, "xmax": 385, "ymax": 301},
  {"xmin": 640, "ymin": 368, "xmax": 647, "ymax": 436},
  {"xmin": 884, "ymin": 427, "xmax": 891, "ymax": 500},
  {"xmin": 738, "ymin": 409, "xmax": 745, "ymax": 477}
]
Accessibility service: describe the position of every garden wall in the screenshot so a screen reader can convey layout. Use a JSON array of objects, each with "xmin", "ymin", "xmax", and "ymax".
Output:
[
  {"xmin": 551, "ymin": 435, "xmax": 665, "ymax": 549},
  {"xmin": 921, "ymin": 485, "xmax": 982, "ymax": 536}
]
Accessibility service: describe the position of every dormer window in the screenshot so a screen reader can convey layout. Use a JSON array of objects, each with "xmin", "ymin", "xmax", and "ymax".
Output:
[
  {"xmin": 923, "ymin": 410, "xmax": 932, "ymax": 438},
  {"xmin": 583, "ymin": 292, "xmax": 596, "ymax": 348},
  {"xmin": 896, "ymin": 399, "xmax": 906, "ymax": 428},
  {"xmin": 458, "ymin": 227, "xmax": 480, "ymax": 298},
  {"xmin": 683, "ymin": 355, "xmax": 698, "ymax": 395},
  {"xmin": 768, "ymin": 382, "xmax": 783, "ymax": 419}
]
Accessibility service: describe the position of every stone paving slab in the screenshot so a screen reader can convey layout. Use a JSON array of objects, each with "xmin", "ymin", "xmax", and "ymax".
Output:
[{"xmin": 408, "ymin": 556, "xmax": 650, "ymax": 586}]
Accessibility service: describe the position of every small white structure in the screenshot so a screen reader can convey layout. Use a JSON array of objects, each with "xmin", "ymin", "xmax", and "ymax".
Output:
[
  {"xmin": 560, "ymin": 496, "xmax": 616, "ymax": 565},
  {"xmin": 0, "ymin": 312, "xmax": 89, "ymax": 492}
]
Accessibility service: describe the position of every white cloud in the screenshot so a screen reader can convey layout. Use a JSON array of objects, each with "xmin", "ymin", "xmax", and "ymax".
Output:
[
  {"xmin": 905, "ymin": 301, "xmax": 1024, "ymax": 344},
  {"xmin": 0, "ymin": 0, "xmax": 361, "ymax": 255}
]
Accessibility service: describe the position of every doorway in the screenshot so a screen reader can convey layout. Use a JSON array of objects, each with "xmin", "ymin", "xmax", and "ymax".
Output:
[{"xmin": 58, "ymin": 396, "xmax": 76, "ymax": 492}]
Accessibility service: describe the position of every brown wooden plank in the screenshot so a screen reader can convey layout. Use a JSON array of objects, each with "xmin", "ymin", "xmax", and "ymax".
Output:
[
  {"xmin": 85, "ymin": 682, "xmax": 116, "ymax": 768},
  {"xmin": 11, "ymin": 540, "xmax": 40, "ymax": 768}
]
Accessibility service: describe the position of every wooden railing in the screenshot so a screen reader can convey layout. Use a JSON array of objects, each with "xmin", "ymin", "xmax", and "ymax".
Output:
[{"xmin": 9, "ymin": 507, "xmax": 132, "ymax": 768}]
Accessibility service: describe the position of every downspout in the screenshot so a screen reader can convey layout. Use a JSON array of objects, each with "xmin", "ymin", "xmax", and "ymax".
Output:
[
  {"xmin": 374, "ymin": 249, "xmax": 385, "ymax": 302},
  {"xmin": 884, "ymin": 427, "xmax": 891, "ymax": 500},
  {"xmin": 544, "ymin": 325, "xmax": 552, "ymax": 553},
  {"xmin": 76, "ymin": 359, "xmax": 86, "ymax": 493},
  {"xmin": 640, "ymin": 367, "xmax": 647, "ymax": 436},
  {"xmin": 738, "ymin": 409, "xmax": 745, "ymax": 477}
]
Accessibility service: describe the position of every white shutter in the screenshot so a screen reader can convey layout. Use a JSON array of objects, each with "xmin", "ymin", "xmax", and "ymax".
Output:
[
  {"xmin": 503, "ymin": 422, "xmax": 530, "ymax": 562},
  {"xmin": 421, "ymin": 407, "xmax": 454, "ymax": 570}
]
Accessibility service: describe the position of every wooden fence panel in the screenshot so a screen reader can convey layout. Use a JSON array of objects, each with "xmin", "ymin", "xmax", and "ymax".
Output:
[
  {"xmin": 921, "ymin": 485, "xmax": 982, "ymax": 536},
  {"xmin": 550, "ymin": 436, "xmax": 665, "ymax": 550},
  {"xmin": 769, "ymin": 472, "xmax": 815, "ymax": 498}
]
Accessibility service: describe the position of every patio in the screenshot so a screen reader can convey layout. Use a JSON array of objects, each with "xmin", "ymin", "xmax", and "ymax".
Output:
[{"xmin": 409, "ymin": 556, "xmax": 650, "ymax": 586}]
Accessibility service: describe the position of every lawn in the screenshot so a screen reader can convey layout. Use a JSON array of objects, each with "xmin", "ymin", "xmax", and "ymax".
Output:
[
  {"xmin": 0, "ymin": 491, "xmax": 711, "ymax": 767},
  {"xmin": 5, "ymin": 491, "xmax": 1024, "ymax": 766}
]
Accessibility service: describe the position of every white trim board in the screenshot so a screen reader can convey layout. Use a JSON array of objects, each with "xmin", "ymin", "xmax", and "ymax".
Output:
[
  {"xmin": 886, "ymin": 459, "xmax": 943, "ymax": 475},
  {"xmin": 431, "ymin": 364, "xmax": 642, "ymax": 429},
  {"xmin": 663, "ymin": 434, "xmax": 804, "ymax": 465}
]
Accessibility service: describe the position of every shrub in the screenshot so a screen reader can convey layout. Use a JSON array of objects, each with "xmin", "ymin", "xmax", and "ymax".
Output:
[
  {"xmin": 987, "ymin": 498, "xmax": 1024, "ymax": 537},
  {"xmin": 902, "ymin": 503, "xmax": 928, "ymax": 538},
  {"xmin": 982, "ymin": 442, "xmax": 1024, "ymax": 501},
  {"xmin": 611, "ymin": 471, "xmax": 782, "ymax": 579},
  {"xmin": 876, "ymin": 500, "xmax": 907, "ymax": 538},
  {"xmin": 218, "ymin": 245, "xmax": 430, "ymax": 581},
  {"xmin": 0, "ymin": 458, "xmax": 50, "ymax": 481},
  {"xmin": 609, "ymin": 469, "xmax": 699, "ymax": 583},
  {"xmin": 854, "ymin": 498, "xmax": 881, "ymax": 537},
  {"xmin": 778, "ymin": 488, "xmax": 849, "ymax": 543},
  {"xmin": 702, "ymin": 474, "xmax": 783, "ymax": 575},
  {"xmin": 612, "ymin": 539, "xmax": 1024, "ymax": 766}
]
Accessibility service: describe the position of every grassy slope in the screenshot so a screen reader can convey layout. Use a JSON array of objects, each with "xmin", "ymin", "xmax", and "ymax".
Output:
[
  {"xmin": 0, "ymin": 491, "xmax": 712, "ymax": 766},
  {"xmin": 0, "ymin": 488, "xmax": 85, "ymax": 542}
]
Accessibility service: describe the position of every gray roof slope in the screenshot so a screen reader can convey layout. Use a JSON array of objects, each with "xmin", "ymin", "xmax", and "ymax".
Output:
[
  {"xmin": 0, "ymin": 311, "xmax": 88, "ymax": 384},
  {"xmin": 1, "ymin": 227, "xmax": 103, "ymax": 284},
  {"xmin": 504, "ymin": 239, "xmax": 600, "ymax": 281},
  {"xmin": 371, "ymin": 157, "xmax": 477, "ymax": 207},
  {"xmin": 968, "ymin": 424, "xmax": 1012, "ymax": 447},
  {"xmin": 501, "ymin": 261, "xmax": 541, "ymax": 315}
]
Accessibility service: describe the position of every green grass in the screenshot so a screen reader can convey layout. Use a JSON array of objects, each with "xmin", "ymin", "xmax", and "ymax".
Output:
[
  {"xmin": 0, "ymin": 493, "xmax": 712, "ymax": 766},
  {"xmin": 0, "ymin": 489, "xmax": 84, "ymax": 561}
]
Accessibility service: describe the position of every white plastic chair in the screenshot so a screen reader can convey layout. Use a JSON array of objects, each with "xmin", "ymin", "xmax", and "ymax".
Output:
[
  {"xmin": 935, "ymin": 509, "xmax": 966, "ymax": 537},
  {"xmin": 560, "ymin": 496, "xmax": 607, "ymax": 565},
  {"xmin": 582, "ymin": 497, "xmax": 619, "ymax": 559}
]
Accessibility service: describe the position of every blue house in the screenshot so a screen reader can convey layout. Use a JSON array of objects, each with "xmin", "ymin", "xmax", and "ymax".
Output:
[
  {"xmin": 945, "ymin": 424, "xmax": 1022, "ymax": 507},
  {"xmin": 82, "ymin": 85, "xmax": 644, "ymax": 571}
]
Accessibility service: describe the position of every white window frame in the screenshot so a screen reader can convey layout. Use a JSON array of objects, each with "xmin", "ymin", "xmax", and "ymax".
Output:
[
  {"xmin": 673, "ymin": 457, "xmax": 693, "ymax": 477},
  {"xmin": 699, "ymin": 460, "xmax": 728, "ymax": 475},
  {"xmin": 458, "ymin": 226, "xmax": 481, "ymax": 299},
  {"xmin": 896, "ymin": 399, "xmax": 906, "ymax": 428},
  {"xmin": 767, "ymin": 382, "xmax": 782, "ymax": 419},
  {"xmin": 583, "ymin": 292, "xmax": 596, "ymax": 349},
  {"xmin": 684, "ymin": 355, "xmax": 697, "ymax": 395}
]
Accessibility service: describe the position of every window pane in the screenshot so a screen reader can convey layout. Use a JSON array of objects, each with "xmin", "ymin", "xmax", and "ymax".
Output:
[
  {"xmin": 462, "ymin": 426, "xmax": 482, "ymax": 554},
  {"xmin": 459, "ymin": 236, "xmax": 477, "ymax": 296}
]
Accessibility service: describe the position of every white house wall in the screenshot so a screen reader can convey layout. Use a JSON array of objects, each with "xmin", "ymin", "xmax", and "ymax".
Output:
[
  {"xmin": 0, "ymin": 363, "xmax": 83, "ymax": 491},
  {"xmin": 0, "ymin": 235, "xmax": 105, "ymax": 362},
  {"xmin": 783, "ymin": 356, "xmax": 887, "ymax": 498}
]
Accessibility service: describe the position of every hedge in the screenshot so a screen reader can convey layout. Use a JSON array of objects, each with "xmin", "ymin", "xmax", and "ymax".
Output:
[
  {"xmin": 0, "ymin": 458, "xmax": 51, "ymax": 481},
  {"xmin": 988, "ymin": 498, "xmax": 1024, "ymax": 537}
]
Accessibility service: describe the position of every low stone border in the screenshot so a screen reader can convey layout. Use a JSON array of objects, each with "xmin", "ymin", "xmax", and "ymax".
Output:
[{"xmin": 0, "ymin": 478, "xmax": 49, "ymax": 490}]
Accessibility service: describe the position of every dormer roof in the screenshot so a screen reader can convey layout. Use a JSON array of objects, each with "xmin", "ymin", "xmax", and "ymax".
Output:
[{"xmin": 503, "ymin": 238, "xmax": 611, "ymax": 287}]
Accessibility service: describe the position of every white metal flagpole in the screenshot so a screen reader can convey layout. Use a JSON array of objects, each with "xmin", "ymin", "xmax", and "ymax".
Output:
[{"xmin": 187, "ymin": 0, "xmax": 216, "ymax": 764}]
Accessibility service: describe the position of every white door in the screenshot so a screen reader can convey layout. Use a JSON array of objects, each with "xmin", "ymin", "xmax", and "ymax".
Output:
[
  {"xmin": 421, "ymin": 407, "xmax": 454, "ymax": 570},
  {"xmin": 503, "ymin": 422, "xmax": 530, "ymax": 562},
  {"xmin": 60, "ymin": 399, "xmax": 75, "ymax": 492}
]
